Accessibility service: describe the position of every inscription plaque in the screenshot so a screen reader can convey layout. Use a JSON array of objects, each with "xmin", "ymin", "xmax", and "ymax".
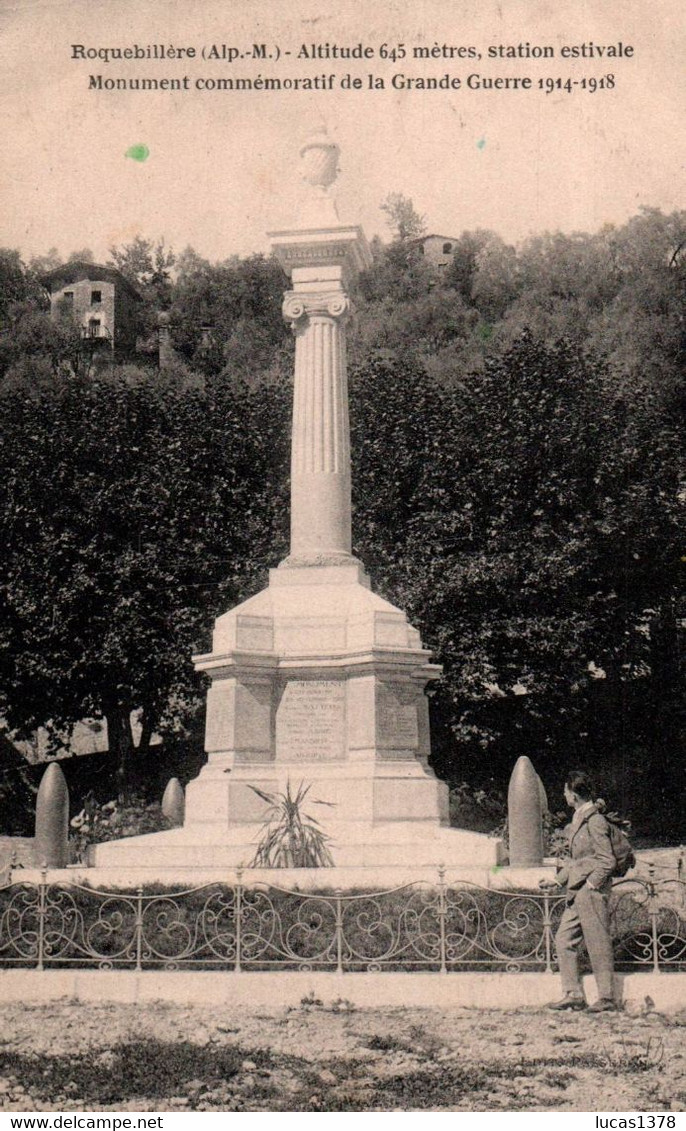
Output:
[
  {"xmin": 205, "ymin": 685, "xmax": 234, "ymax": 753},
  {"xmin": 378, "ymin": 685, "xmax": 419, "ymax": 749},
  {"xmin": 276, "ymin": 679, "xmax": 345, "ymax": 761},
  {"xmin": 380, "ymin": 704, "xmax": 418, "ymax": 746}
]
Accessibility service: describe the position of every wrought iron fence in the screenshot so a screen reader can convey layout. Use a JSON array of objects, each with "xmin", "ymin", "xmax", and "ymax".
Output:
[{"xmin": 0, "ymin": 868, "xmax": 684, "ymax": 973}]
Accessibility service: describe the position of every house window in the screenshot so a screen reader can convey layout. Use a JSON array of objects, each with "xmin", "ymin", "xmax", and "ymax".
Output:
[
  {"xmin": 442, "ymin": 242, "xmax": 453, "ymax": 254},
  {"xmin": 91, "ymin": 290, "xmax": 102, "ymax": 305},
  {"xmin": 88, "ymin": 318, "xmax": 101, "ymax": 337}
]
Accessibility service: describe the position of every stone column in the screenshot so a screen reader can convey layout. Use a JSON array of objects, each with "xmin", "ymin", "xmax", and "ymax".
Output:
[
  {"xmin": 270, "ymin": 127, "xmax": 371, "ymax": 568},
  {"xmin": 284, "ymin": 288, "xmax": 352, "ymax": 562}
]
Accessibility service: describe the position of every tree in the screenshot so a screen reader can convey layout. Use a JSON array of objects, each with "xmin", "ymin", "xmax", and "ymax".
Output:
[
  {"xmin": 174, "ymin": 245, "xmax": 211, "ymax": 283},
  {"xmin": 0, "ymin": 249, "xmax": 94, "ymax": 384},
  {"xmin": 108, "ymin": 235, "xmax": 175, "ymax": 293},
  {"xmin": 0, "ymin": 248, "xmax": 46, "ymax": 323},
  {"xmin": 169, "ymin": 254, "xmax": 291, "ymax": 384},
  {"xmin": 586, "ymin": 209, "xmax": 686, "ymax": 406},
  {"xmin": 67, "ymin": 248, "xmax": 95, "ymax": 264},
  {"xmin": 351, "ymin": 287, "xmax": 478, "ymax": 375},
  {"xmin": 380, "ymin": 193, "xmax": 427, "ymax": 242},
  {"xmin": 355, "ymin": 207, "xmax": 686, "ymax": 403},
  {"xmin": 349, "ymin": 335, "xmax": 684, "ymax": 834},
  {"xmin": 0, "ymin": 364, "xmax": 290, "ymax": 794},
  {"xmin": 28, "ymin": 249, "xmax": 62, "ymax": 276},
  {"xmin": 444, "ymin": 230, "xmax": 520, "ymax": 322},
  {"xmin": 108, "ymin": 236, "xmax": 176, "ymax": 335},
  {"xmin": 0, "ymin": 307, "xmax": 82, "ymax": 384}
]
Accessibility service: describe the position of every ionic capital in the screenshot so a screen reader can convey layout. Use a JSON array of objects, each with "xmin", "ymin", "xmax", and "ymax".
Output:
[{"xmin": 282, "ymin": 291, "xmax": 351, "ymax": 327}]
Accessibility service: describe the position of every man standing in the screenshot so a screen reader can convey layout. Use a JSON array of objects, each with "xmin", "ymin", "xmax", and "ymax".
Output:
[{"xmin": 540, "ymin": 771, "xmax": 618, "ymax": 1012}]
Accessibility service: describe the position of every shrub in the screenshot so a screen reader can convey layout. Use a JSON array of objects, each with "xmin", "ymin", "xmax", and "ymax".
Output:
[
  {"xmin": 70, "ymin": 792, "xmax": 170, "ymax": 862},
  {"xmin": 448, "ymin": 781, "xmax": 506, "ymax": 834},
  {"xmin": 248, "ymin": 781, "xmax": 334, "ymax": 868}
]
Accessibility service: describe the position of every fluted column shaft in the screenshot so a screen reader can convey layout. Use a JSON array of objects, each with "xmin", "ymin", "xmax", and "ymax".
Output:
[{"xmin": 283, "ymin": 290, "xmax": 352, "ymax": 562}]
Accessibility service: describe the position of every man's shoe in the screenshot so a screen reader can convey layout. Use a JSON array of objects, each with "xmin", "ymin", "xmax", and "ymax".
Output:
[
  {"xmin": 547, "ymin": 994, "xmax": 587, "ymax": 1011},
  {"xmin": 588, "ymin": 998, "xmax": 618, "ymax": 1013}
]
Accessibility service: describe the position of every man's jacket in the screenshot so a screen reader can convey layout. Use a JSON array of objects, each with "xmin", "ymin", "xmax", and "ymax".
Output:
[{"xmin": 555, "ymin": 804, "xmax": 616, "ymax": 896}]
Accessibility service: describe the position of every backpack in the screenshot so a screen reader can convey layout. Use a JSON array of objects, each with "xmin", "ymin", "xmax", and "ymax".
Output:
[
  {"xmin": 605, "ymin": 816, "xmax": 636, "ymax": 877},
  {"xmin": 579, "ymin": 806, "xmax": 636, "ymax": 878}
]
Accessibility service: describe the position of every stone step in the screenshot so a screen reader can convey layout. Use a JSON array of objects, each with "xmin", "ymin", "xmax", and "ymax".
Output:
[{"xmin": 17, "ymin": 861, "xmax": 553, "ymax": 892}]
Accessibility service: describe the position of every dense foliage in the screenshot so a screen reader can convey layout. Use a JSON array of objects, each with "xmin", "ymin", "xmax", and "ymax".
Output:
[
  {"xmin": 0, "ymin": 364, "xmax": 289, "ymax": 790},
  {"xmin": 349, "ymin": 338, "xmax": 683, "ymax": 826},
  {"xmin": 0, "ymin": 208, "xmax": 683, "ymax": 834}
]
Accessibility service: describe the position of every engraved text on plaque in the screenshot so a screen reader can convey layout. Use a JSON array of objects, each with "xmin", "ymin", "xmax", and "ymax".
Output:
[{"xmin": 276, "ymin": 680, "xmax": 346, "ymax": 761}]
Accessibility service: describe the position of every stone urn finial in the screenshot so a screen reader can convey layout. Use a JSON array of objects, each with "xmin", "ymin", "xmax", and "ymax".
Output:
[
  {"xmin": 299, "ymin": 128, "xmax": 340, "ymax": 191},
  {"xmin": 296, "ymin": 128, "xmax": 341, "ymax": 226}
]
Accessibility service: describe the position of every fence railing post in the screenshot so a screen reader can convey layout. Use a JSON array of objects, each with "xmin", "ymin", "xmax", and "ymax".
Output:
[
  {"xmin": 37, "ymin": 865, "xmax": 48, "ymax": 971},
  {"xmin": 542, "ymin": 890, "xmax": 554, "ymax": 973},
  {"xmin": 334, "ymin": 889, "xmax": 344, "ymax": 974},
  {"xmin": 438, "ymin": 865, "xmax": 447, "ymax": 974},
  {"xmin": 134, "ymin": 886, "xmax": 144, "ymax": 971},
  {"xmin": 235, "ymin": 869, "xmax": 243, "ymax": 973},
  {"xmin": 647, "ymin": 865, "xmax": 661, "ymax": 974}
]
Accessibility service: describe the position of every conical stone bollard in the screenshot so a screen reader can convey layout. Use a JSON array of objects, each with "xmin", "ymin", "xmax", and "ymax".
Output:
[
  {"xmin": 34, "ymin": 762, "xmax": 70, "ymax": 868},
  {"xmin": 508, "ymin": 755, "xmax": 544, "ymax": 866},
  {"xmin": 161, "ymin": 777, "xmax": 185, "ymax": 827}
]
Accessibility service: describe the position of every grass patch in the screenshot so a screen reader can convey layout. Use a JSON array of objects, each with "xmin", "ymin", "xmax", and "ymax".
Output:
[
  {"xmin": 0, "ymin": 1036, "xmax": 668, "ymax": 1112},
  {"xmin": 0, "ymin": 1041, "xmax": 271, "ymax": 1105},
  {"xmin": 372, "ymin": 1065, "xmax": 491, "ymax": 1108},
  {"xmin": 365, "ymin": 1034, "xmax": 412, "ymax": 1053},
  {"xmin": 541, "ymin": 1070, "xmax": 576, "ymax": 1089}
]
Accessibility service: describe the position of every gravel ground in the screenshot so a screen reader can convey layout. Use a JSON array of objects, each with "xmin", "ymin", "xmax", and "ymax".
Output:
[{"xmin": 0, "ymin": 998, "xmax": 684, "ymax": 1113}]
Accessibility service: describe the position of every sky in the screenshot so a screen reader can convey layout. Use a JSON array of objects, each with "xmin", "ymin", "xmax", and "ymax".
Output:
[{"xmin": 0, "ymin": 0, "xmax": 684, "ymax": 266}]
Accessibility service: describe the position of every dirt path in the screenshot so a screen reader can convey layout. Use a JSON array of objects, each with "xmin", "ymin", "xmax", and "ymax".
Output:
[{"xmin": 1, "ymin": 999, "xmax": 684, "ymax": 1112}]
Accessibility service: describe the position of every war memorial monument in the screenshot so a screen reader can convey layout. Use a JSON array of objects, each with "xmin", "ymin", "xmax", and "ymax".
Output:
[{"xmin": 91, "ymin": 133, "xmax": 503, "ymax": 878}]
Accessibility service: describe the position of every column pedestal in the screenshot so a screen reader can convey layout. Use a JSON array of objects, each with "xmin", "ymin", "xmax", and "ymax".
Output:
[{"xmin": 91, "ymin": 561, "xmax": 503, "ymax": 870}]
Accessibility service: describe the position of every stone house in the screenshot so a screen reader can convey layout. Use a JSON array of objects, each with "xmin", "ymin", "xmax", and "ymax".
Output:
[
  {"xmin": 42, "ymin": 262, "xmax": 142, "ymax": 360},
  {"xmin": 409, "ymin": 233, "xmax": 459, "ymax": 271}
]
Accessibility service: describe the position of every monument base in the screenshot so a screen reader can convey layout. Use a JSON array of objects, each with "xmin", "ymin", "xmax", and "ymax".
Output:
[
  {"xmin": 91, "ymin": 561, "xmax": 507, "ymax": 873},
  {"xmin": 187, "ymin": 560, "xmax": 452, "ymax": 830},
  {"xmin": 88, "ymin": 819, "xmax": 504, "ymax": 872},
  {"xmin": 183, "ymin": 755, "xmax": 450, "ymax": 830}
]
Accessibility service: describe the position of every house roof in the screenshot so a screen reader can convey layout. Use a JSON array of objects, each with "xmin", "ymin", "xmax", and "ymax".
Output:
[
  {"xmin": 408, "ymin": 234, "xmax": 460, "ymax": 245},
  {"xmin": 41, "ymin": 262, "xmax": 142, "ymax": 301}
]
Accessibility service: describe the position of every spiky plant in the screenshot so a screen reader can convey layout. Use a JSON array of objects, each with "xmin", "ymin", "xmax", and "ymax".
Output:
[{"xmin": 247, "ymin": 780, "xmax": 334, "ymax": 868}]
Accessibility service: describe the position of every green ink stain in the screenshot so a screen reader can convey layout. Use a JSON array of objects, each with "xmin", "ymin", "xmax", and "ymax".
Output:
[
  {"xmin": 476, "ymin": 136, "xmax": 486, "ymax": 150},
  {"xmin": 126, "ymin": 144, "xmax": 150, "ymax": 162},
  {"xmin": 491, "ymin": 865, "xmax": 503, "ymax": 873}
]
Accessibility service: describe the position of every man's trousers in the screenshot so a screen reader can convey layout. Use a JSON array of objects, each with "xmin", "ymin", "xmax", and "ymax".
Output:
[{"xmin": 555, "ymin": 884, "xmax": 614, "ymax": 1000}]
